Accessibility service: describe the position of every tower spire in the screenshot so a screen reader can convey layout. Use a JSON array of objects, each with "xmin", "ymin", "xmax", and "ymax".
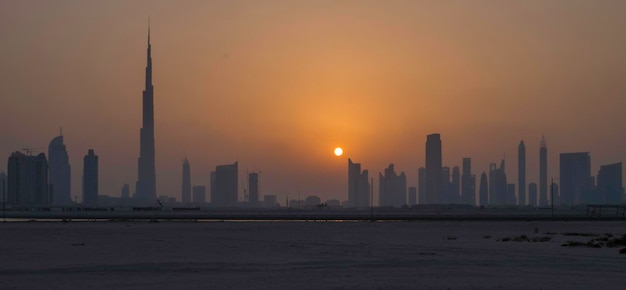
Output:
[{"xmin": 148, "ymin": 17, "xmax": 151, "ymax": 45}]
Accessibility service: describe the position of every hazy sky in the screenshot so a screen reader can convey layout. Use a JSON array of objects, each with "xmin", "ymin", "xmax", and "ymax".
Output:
[{"xmin": 1, "ymin": 0, "xmax": 625, "ymax": 203}]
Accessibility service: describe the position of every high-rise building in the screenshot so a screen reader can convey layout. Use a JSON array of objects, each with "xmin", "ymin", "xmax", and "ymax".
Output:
[
  {"xmin": 408, "ymin": 186, "xmax": 417, "ymax": 206},
  {"xmin": 461, "ymin": 158, "xmax": 476, "ymax": 205},
  {"xmin": 378, "ymin": 164, "xmax": 407, "ymax": 207},
  {"xmin": 451, "ymin": 166, "xmax": 460, "ymax": 203},
  {"xmin": 210, "ymin": 171, "xmax": 215, "ymax": 204},
  {"xmin": 425, "ymin": 134, "xmax": 442, "ymax": 204},
  {"xmin": 489, "ymin": 160, "xmax": 508, "ymax": 205},
  {"xmin": 348, "ymin": 159, "xmax": 370, "ymax": 207},
  {"xmin": 136, "ymin": 25, "xmax": 157, "ymax": 203},
  {"xmin": 560, "ymin": 152, "xmax": 592, "ymax": 207},
  {"xmin": 249, "ymin": 172, "xmax": 259, "ymax": 205},
  {"xmin": 181, "ymin": 158, "xmax": 191, "ymax": 204},
  {"xmin": 539, "ymin": 136, "xmax": 548, "ymax": 207},
  {"xmin": 597, "ymin": 163, "xmax": 622, "ymax": 205},
  {"xmin": 479, "ymin": 172, "xmax": 488, "ymax": 206},
  {"xmin": 192, "ymin": 185, "xmax": 206, "ymax": 203},
  {"xmin": 82, "ymin": 149, "xmax": 98, "ymax": 207},
  {"xmin": 418, "ymin": 167, "xmax": 426, "ymax": 204},
  {"xmin": 550, "ymin": 182, "xmax": 560, "ymax": 206},
  {"xmin": 48, "ymin": 133, "xmax": 71, "ymax": 206},
  {"xmin": 7, "ymin": 151, "xmax": 49, "ymax": 206},
  {"xmin": 121, "ymin": 184, "xmax": 130, "ymax": 199},
  {"xmin": 518, "ymin": 140, "xmax": 526, "ymax": 206},
  {"xmin": 440, "ymin": 166, "xmax": 452, "ymax": 203},
  {"xmin": 212, "ymin": 162, "xmax": 238, "ymax": 207},
  {"xmin": 528, "ymin": 182, "xmax": 538, "ymax": 207},
  {"xmin": 0, "ymin": 171, "xmax": 7, "ymax": 204},
  {"xmin": 507, "ymin": 183, "xmax": 516, "ymax": 205}
]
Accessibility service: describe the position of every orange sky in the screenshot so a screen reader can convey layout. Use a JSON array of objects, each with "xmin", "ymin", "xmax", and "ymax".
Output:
[{"xmin": 1, "ymin": 0, "xmax": 625, "ymax": 203}]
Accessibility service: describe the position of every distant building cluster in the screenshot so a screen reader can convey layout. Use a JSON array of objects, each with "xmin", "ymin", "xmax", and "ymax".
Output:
[{"xmin": 348, "ymin": 134, "xmax": 624, "ymax": 208}]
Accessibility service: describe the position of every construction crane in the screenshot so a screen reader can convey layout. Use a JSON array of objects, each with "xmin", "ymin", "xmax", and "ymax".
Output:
[{"xmin": 22, "ymin": 147, "xmax": 40, "ymax": 156}]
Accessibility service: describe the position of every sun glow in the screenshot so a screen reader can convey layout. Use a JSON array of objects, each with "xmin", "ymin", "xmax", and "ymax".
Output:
[{"xmin": 334, "ymin": 147, "xmax": 343, "ymax": 156}]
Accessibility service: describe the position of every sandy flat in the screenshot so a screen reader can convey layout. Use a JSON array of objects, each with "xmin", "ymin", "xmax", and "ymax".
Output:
[{"xmin": 0, "ymin": 221, "xmax": 624, "ymax": 289}]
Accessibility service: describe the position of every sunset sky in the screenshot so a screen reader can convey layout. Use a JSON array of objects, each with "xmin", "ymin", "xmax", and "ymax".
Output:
[{"xmin": 1, "ymin": 0, "xmax": 625, "ymax": 203}]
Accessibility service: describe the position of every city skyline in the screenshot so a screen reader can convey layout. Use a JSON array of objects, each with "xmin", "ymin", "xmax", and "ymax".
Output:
[{"xmin": 1, "ymin": 1, "xmax": 625, "ymax": 203}]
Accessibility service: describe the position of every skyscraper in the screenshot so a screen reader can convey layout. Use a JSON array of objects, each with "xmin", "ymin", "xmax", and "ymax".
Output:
[
  {"xmin": 408, "ymin": 186, "xmax": 417, "ymax": 206},
  {"xmin": 461, "ymin": 158, "xmax": 476, "ymax": 205},
  {"xmin": 121, "ymin": 184, "xmax": 130, "ymax": 199},
  {"xmin": 192, "ymin": 185, "xmax": 206, "ymax": 203},
  {"xmin": 479, "ymin": 172, "xmax": 488, "ymax": 206},
  {"xmin": 82, "ymin": 149, "xmax": 98, "ymax": 207},
  {"xmin": 181, "ymin": 158, "xmax": 191, "ymax": 204},
  {"xmin": 348, "ymin": 159, "xmax": 370, "ymax": 207},
  {"xmin": 539, "ymin": 136, "xmax": 548, "ymax": 206},
  {"xmin": 249, "ymin": 172, "xmax": 259, "ymax": 205},
  {"xmin": 0, "ymin": 171, "xmax": 6, "ymax": 205},
  {"xmin": 212, "ymin": 162, "xmax": 238, "ymax": 207},
  {"xmin": 597, "ymin": 162, "xmax": 622, "ymax": 205},
  {"xmin": 136, "ymin": 25, "xmax": 157, "ymax": 203},
  {"xmin": 378, "ymin": 164, "xmax": 407, "ymax": 207},
  {"xmin": 425, "ymin": 134, "xmax": 442, "ymax": 204},
  {"xmin": 489, "ymin": 160, "xmax": 508, "ymax": 206},
  {"xmin": 518, "ymin": 140, "xmax": 526, "ymax": 206},
  {"xmin": 560, "ymin": 152, "xmax": 591, "ymax": 207},
  {"xmin": 7, "ymin": 151, "xmax": 49, "ymax": 206},
  {"xmin": 48, "ymin": 132, "xmax": 71, "ymax": 206},
  {"xmin": 418, "ymin": 167, "xmax": 426, "ymax": 204},
  {"xmin": 528, "ymin": 182, "xmax": 538, "ymax": 207},
  {"xmin": 451, "ymin": 166, "xmax": 460, "ymax": 203}
]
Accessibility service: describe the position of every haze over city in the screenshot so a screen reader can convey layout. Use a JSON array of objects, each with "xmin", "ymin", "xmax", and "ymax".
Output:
[{"xmin": 1, "ymin": 0, "xmax": 625, "ymax": 203}]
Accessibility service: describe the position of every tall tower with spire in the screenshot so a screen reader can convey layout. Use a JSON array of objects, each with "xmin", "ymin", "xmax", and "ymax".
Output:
[
  {"xmin": 539, "ymin": 136, "xmax": 548, "ymax": 206},
  {"xmin": 518, "ymin": 140, "xmax": 526, "ymax": 206},
  {"xmin": 135, "ymin": 24, "xmax": 157, "ymax": 203}
]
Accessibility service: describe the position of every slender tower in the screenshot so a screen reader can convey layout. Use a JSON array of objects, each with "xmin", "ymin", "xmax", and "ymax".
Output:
[
  {"xmin": 425, "ymin": 134, "xmax": 442, "ymax": 204},
  {"xmin": 135, "ymin": 24, "xmax": 157, "ymax": 203},
  {"xmin": 518, "ymin": 140, "xmax": 526, "ymax": 206},
  {"xmin": 182, "ymin": 158, "xmax": 191, "ymax": 204},
  {"xmin": 539, "ymin": 136, "xmax": 548, "ymax": 206}
]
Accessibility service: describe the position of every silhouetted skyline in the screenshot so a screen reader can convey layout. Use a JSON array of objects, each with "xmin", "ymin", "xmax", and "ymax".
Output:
[{"xmin": 0, "ymin": 1, "xmax": 625, "ymax": 204}]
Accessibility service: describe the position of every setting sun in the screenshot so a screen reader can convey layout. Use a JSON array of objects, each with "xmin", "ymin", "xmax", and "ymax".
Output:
[{"xmin": 334, "ymin": 147, "xmax": 343, "ymax": 157}]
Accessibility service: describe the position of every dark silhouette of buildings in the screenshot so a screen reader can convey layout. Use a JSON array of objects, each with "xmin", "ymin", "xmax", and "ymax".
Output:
[
  {"xmin": 48, "ymin": 132, "xmax": 71, "ymax": 206},
  {"xmin": 182, "ymin": 158, "xmax": 191, "ymax": 204},
  {"xmin": 539, "ymin": 136, "xmax": 548, "ymax": 206},
  {"xmin": 560, "ymin": 152, "xmax": 591, "ymax": 207},
  {"xmin": 378, "ymin": 164, "xmax": 407, "ymax": 207},
  {"xmin": 461, "ymin": 158, "xmax": 476, "ymax": 205},
  {"xmin": 135, "ymin": 26, "xmax": 157, "ymax": 203},
  {"xmin": 212, "ymin": 162, "xmax": 238, "ymax": 207},
  {"xmin": 7, "ymin": 151, "xmax": 49, "ymax": 206},
  {"xmin": 248, "ymin": 172, "xmax": 259, "ymax": 205},
  {"xmin": 83, "ymin": 149, "xmax": 98, "ymax": 207},
  {"xmin": 0, "ymin": 171, "xmax": 5, "ymax": 204},
  {"xmin": 441, "ymin": 166, "xmax": 460, "ymax": 204},
  {"xmin": 418, "ymin": 167, "xmax": 425, "ymax": 204},
  {"xmin": 507, "ymin": 183, "xmax": 516, "ymax": 205},
  {"xmin": 528, "ymin": 182, "xmax": 538, "ymax": 207},
  {"xmin": 489, "ymin": 160, "xmax": 508, "ymax": 205},
  {"xmin": 452, "ymin": 166, "xmax": 460, "ymax": 203},
  {"xmin": 192, "ymin": 185, "xmax": 206, "ymax": 203},
  {"xmin": 121, "ymin": 183, "xmax": 130, "ymax": 199},
  {"xmin": 597, "ymin": 162, "xmax": 622, "ymax": 205},
  {"xmin": 479, "ymin": 171, "xmax": 488, "ymax": 206},
  {"xmin": 348, "ymin": 158, "xmax": 370, "ymax": 207},
  {"xmin": 518, "ymin": 140, "xmax": 526, "ymax": 206},
  {"xmin": 425, "ymin": 134, "xmax": 442, "ymax": 204},
  {"xmin": 550, "ymin": 182, "xmax": 560, "ymax": 206},
  {"xmin": 408, "ymin": 186, "xmax": 416, "ymax": 206}
]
